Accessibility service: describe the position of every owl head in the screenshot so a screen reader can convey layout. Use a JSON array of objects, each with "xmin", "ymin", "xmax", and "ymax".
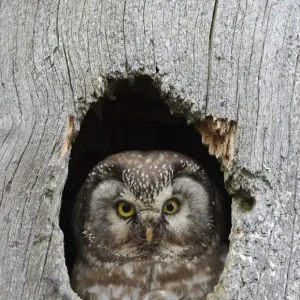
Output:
[{"xmin": 74, "ymin": 151, "xmax": 224, "ymax": 263}]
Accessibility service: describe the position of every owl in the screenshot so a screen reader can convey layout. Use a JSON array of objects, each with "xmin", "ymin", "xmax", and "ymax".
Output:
[{"xmin": 71, "ymin": 151, "xmax": 228, "ymax": 300}]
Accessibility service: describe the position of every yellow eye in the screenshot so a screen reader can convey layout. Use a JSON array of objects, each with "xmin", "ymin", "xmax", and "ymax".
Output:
[
  {"xmin": 163, "ymin": 199, "xmax": 180, "ymax": 215},
  {"xmin": 117, "ymin": 202, "xmax": 135, "ymax": 218}
]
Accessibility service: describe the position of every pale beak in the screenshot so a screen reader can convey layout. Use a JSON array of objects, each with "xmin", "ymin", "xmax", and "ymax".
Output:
[{"xmin": 146, "ymin": 226, "xmax": 153, "ymax": 243}]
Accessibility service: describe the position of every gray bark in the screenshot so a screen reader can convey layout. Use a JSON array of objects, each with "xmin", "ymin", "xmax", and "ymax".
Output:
[{"xmin": 0, "ymin": 0, "xmax": 299, "ymax": 299}]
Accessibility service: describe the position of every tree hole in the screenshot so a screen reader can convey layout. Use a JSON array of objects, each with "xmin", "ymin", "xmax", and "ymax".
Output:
[{"xmin": 60, "ymin": 75, "xmax": 232, "ymax": 298}]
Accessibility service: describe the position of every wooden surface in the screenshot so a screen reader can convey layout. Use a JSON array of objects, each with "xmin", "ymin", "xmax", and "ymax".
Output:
[{"xmin": 0, "ymin": 0, "xmax": 299, "ymax": 299}]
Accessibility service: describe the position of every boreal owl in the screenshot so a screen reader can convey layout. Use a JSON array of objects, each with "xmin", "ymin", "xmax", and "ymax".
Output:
[{"xmin": 71, "ymin": 151, "xmax": 228, "ymax": 300}]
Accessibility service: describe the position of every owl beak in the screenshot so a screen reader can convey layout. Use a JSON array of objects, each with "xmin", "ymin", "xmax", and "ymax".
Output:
[{"xmin": 146, "ymin": 226, "xmax": 153, "ymax": 243}]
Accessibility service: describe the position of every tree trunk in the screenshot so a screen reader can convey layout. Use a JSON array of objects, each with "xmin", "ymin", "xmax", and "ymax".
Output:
[{"xmin": 0, "ymin": 1, "xmax": 299, "ymax": 299}]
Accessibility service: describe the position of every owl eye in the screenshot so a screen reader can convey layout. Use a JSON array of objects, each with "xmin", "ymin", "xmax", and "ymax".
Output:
[
  {"xmin": 163, "ymin": 199, "xmax": 180, "ymax": 215},
  {"xmin": 117, "ymin": 201, "xmax": 135, "ymax": 218}
]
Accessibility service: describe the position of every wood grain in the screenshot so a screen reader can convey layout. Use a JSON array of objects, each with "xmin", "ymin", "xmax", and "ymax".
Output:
[{"xmin": 0, "ymin": 0, "xmax": 299, "ymax": 299}]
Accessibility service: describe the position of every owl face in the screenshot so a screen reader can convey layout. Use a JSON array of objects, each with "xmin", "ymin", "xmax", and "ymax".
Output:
[{"xmin": 78, "ymin": 151, "xmax": 218, "ymax": 262}]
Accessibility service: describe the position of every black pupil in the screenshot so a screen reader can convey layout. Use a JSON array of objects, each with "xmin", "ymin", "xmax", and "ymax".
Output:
[
  {"xmin": 122, "ymin": 203, "xmax": 131, "ymax": 213},
  {"xmin": 166, "ymin": 202, "xmax": 175, "ymax": 211}
]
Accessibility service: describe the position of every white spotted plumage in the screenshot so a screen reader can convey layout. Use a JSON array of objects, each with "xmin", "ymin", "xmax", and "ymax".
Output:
[{"xmin": 72, "ymin": 151, "xmax": 228, "ymax": 300}]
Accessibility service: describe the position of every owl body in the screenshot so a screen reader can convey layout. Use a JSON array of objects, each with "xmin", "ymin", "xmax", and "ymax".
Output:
[{"xmin": 72, "ymin": 151, "xmax": 228, "ymax": 300}]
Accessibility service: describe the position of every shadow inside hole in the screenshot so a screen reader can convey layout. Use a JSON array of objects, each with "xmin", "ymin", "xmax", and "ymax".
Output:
[
  {"xmin": 239, "ymin": 196, "xmax": 255, "ymax": 212},
  {"xmin": 60, "ymin": 75, "xmax": 232, "ymax": 274}
]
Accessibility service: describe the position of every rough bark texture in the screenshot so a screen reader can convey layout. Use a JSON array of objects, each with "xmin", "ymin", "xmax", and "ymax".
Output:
[{"xmin": 0, "ymin": 0, "xmax": 299, "ymax": 299}]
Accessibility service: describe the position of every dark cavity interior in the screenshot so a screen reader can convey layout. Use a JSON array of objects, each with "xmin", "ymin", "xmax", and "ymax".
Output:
[{"xmin": 60, "ymin": 75, "xmax": 231, "ymax": 274}]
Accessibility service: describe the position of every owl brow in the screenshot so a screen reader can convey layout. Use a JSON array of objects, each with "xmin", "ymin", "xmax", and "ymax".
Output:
[
  {"xmin": 86, "ymin": 177, "xmax": 124, "ymax": 201},
  {"xmin": 171, "ymin": 173, "xmax": 212, "ymax": 200}
]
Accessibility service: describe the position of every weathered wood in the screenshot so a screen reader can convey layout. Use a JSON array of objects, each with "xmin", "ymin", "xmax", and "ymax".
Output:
[{"xmin": 0, "ymin": 0, "xmax": 299, "ymax": 299}]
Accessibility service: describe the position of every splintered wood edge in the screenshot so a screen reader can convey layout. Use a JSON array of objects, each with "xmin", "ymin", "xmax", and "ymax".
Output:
[
  {"xmin": 60, "ymin": 116, "xmax": 75, "ymax": 157},
  {"xmin": 197, "ymin": 116, "xmax": 237, "ymax": 167}
]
